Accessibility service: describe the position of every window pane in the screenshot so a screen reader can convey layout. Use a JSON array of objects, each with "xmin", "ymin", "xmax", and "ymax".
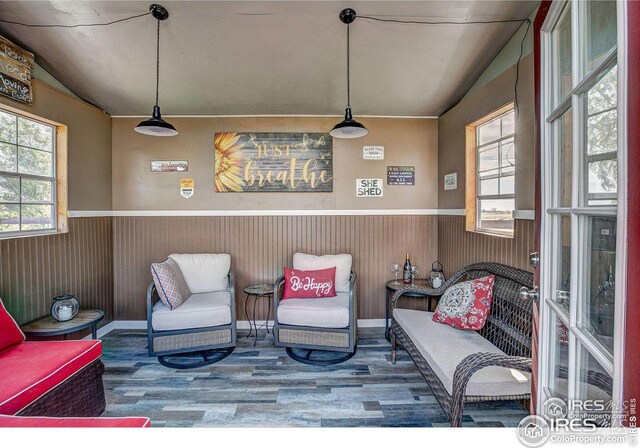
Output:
[
  {"xmin": 0, "ymin": 204, "xmax": 19, "ymax": 232},
  {"xmin": 18, "ymin": 147, "xmax": 53, "ymax": 177},
  {"xmin": 478, "ymin": 198, "xmax": 514, "ymax": 235},
  {"xmin": 586, "ymin": 0, "xmax": 617, "ymax": 73},
  {"xmin": 588, "ymin": 111, "xmax": 617, "ymax": 156},
  {"xmin": 0, "ymin": 143, "xmax": 17, "ymax": 172},
  {"xmin": 580, "ymin": 216, "xmax": 616, "ymax": 354},
  {"xmin": 478, "ymin": 144, "xmax": 499, "ymax": 172},
  {"xmin": 17, "ymin": 117, "xmax": 53, "ymax": 151},
  {"xmin": 500, "ymin": 138, "xmax": 515, "ymax": 168},
  {"xmin": 0, "ymin": 175, "xmax": 19, "ymax": 202},
  {"xmin": 500, "ymin": 175, "xmax": 514, "ymax": 195},
  {"xmin": 575, "ymin": 346, "xmax": 613, "ymax": 427},
  {"xmin": 555, "ymin": 215, "xmax": 571, "ymax": 312},
  {"xmin": 21, "ymin": 204, "xmax": 54, "ymax": 230},
  {"xmin": 588, "ymin": 65, "xmax": 617, "ymax": 116},
  {"xmin": 0, "ymin": 110, "xmax": 16, "ymax": 144},
  {"xmin": 480, "ymin": 177, "xmax": 499, "ymax": 196},
  {"xmin": 502, "ymin": 112, "xmax": 515, "ymax": 135},
  {"xmin": 21, "ymin": 179, "xmax": 52, "ymax": 203},
  {"xmin": 549, "ymin": 314, "xmax": 569, "ymax": 399},
  {"xmin": 588, "ymin": 160, "xmax": 617, "ymax": 203},
  {"xmin": 478, "ymin": 118, "xmax": 501, "ymax": 145},
  {"xmin": 554, "ymin": 5, "xmax": 572, "ymax": 105},
  {"xmin": 558, "ymin": 109, "xmax": 573, "ymax": 208}
]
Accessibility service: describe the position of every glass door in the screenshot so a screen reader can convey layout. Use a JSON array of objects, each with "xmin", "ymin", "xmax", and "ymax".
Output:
[{"xmin": 539, "ymin": 0, "xmax": 624, "ymax": 426}]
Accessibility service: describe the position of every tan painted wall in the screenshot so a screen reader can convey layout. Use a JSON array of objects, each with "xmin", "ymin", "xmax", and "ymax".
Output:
[
  {"xmin": 438, "ymin": 54, "xmax": 535, "ymax": 210},
  {"xmin": 111, "ymin": 117, "xmax": 438, "ymax": 211},
  {"xmin": 0, "ymin": 80, "xmax": 112, "ymax": 211}
]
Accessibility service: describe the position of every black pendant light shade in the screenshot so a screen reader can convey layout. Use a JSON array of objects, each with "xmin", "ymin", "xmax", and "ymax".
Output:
[
  {"xmin": 135, "ymin": 4, "xmax": 178, "ymax": 137},
  {"xmin": 331, "ymin": 8, "xmax": 368, "ymax": 139}
]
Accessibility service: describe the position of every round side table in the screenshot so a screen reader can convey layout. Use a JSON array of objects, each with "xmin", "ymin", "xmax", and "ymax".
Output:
[
  {"xmin": 21, "ymin": 309, "xmax": 104, "ymax": 340},
  {"xmin": 243, "ymin": 284, "xmax": 274, "ymax": 346}
]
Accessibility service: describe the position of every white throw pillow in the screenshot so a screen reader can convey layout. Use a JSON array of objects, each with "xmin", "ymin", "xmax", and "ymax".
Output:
[
  {"xmin": 169, "ymin": 254, "xmax": 230, "ymax": 293},
  {"xmin": 292, "ymin": 253, "xmax": 352, "ymax": 293}
]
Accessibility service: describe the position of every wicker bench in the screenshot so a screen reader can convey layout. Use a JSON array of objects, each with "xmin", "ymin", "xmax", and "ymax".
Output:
[{"xmin": 390, "ymin": 262, "xmax": 534, "ymax": 427}]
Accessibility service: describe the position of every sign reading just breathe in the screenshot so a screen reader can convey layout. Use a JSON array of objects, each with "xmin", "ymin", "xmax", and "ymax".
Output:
[{"xmin": 214, "ymin": 132, "xmax": 333, "ymax": 192}]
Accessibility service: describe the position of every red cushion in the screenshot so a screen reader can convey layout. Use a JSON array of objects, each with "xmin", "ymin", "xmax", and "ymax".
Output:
[
  {"xmin": 0, "ymin": 415, "xmax": 150, "ymax": 427},
  {"xmin": 0, "ymin": 299, "xmax": 25, "ymax": 351},
  {"xmin": 0, "ymin": 340, "xmax": 102, "ymax": 415},
  {"xmin": 282, "ymin": 266, "xmax": 336, "ymax": 299},
  {"xmin": 432, "ymin": 275, "xmax": 495, "ymax": 330}
]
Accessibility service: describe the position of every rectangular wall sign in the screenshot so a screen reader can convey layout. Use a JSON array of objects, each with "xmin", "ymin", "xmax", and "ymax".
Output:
[
  {"xmin": 444, "ymin": 172, "xmax": 458, "ymax": 190},
  {"xmin": 363, "ymin": 146, "xmax": 384, "ymax": 160},
  {"xmin": 180, "ymin": 178, "xmax": 194, "ymax": 198},
  {"xmin": 150, "ymin": 160, "xmax": 189, "ymax": 172},
  {"xmin": 387, "ymin": 166, "xmax": 415, "ymax": 185},
  {"xmin": 356, "ymin": 179, "xmax": 383, "ymax": 197},
  {"xmin": 214, "ymin": 132, "xmax": 332, "ymax": 192},
  {"xmin": 0, "ymin": 35, "xmax": 34, "ymax": 104}
]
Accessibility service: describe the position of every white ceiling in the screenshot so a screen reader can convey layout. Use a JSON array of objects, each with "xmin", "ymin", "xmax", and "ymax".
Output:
[{"xmin": 0, "ymin": 1, "xmax": 538, "ymax": 116}]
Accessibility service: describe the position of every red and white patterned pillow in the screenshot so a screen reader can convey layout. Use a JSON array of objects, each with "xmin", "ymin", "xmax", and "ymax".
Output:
[
  {"xmin": 282, "ymin": 267, "xmax": 336, "ymax": 300},
  {"xmin": 432, "ymin": 275, "xmax": 495, "ymax": 330},
  {"xmin": 151, "ymin": 258, "xmax": 191, "ymax": 310}
]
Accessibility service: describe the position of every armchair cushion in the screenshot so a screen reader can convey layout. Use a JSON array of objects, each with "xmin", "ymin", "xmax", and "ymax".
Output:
[
  {"xmin": 277, "ymin": 293, "xmax": 350, "ymax": 328},
  {"xmin": 0, "ymin": 298, "xmax": 24, "ymax": 351},
  {"xmin": 152, "ymin": 291, "xmax": 231, "ymax": 331},
  {"xmin": 293, "ymin": 253, "xmax": 352, "ymax": 293},
  {"xmin": 151, "ymin": 258, "xmax": 191, "ymax": 310},
  {"xmin": 169, "ymin": 254, "xmax": 230, "ymax": 293}
]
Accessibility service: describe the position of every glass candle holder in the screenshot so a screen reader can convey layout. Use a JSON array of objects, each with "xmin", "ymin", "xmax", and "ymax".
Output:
[{"xmin": 51, "ymin": 295, "xmax": 79, "ymax": 322}]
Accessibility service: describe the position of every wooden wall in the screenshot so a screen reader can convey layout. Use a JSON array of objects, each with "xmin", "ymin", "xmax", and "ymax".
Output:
[
  {"xmin": 437, "ymin": 215, "xmax": 535, "ymax": 277},
  {"xmin": 0, "ymin": 217, "xmax": 114, "ymax": 325},
  {"xmin": 113, "ymin": 215, "xmax": 438, "ymax": 321}
]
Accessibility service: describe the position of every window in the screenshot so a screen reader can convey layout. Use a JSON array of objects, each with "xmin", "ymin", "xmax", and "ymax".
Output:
[
  {"xmin": 0, "ymin": 107, "xmax": 67, "ymax": 237},
  {"xmin": 465, "ymin": 103, "xmax": 515, "ymax": 237}
]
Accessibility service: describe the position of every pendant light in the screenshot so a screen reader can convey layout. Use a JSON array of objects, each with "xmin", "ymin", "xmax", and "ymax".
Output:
[
  {"xmin": 330, "ymin": 8, "xmax": 368, "ymax": 139},
  {"xmin": 135, "ymin": 4, "xmax": 178, "ymax": 136}
]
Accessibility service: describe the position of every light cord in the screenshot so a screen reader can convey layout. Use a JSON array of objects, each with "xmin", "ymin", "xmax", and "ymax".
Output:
[
  {"xmin": 0, "ymin": 11, "xmax": 151, "ymax": 28},
  {"xmin": 155, "ymin": 18, "xmax": 160, "ymax": 107},
  {"xmin": 346, "ymin": 22, "xmax": 351, "ymax": 108}
]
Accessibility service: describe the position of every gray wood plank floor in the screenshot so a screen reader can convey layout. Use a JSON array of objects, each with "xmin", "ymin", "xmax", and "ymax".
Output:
[{"xmin": 100, "ymin": 329, "xmax": 528, "ymax": 427}]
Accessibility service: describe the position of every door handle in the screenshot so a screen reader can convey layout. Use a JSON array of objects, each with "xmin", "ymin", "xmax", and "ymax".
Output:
[{"xmin": 519, "ymin": 286, "xmax": 539, "ymax": 302}]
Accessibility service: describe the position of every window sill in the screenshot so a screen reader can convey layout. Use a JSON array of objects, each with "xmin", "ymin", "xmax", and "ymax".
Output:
[
  {"xmin": 468, "ymin": 228, "xmax": 515, "ymax": 239},
  {"xmin": 0, "ymin": 228, "xmax": 68, "ymax": 241}
]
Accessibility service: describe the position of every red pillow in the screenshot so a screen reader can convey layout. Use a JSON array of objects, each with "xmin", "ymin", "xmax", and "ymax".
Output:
[
  {"xmin": 282, "ymin": 267, "xmax": 336, "ymax": 300},
  {"xmin": 432, "ymin": 275, "xmax": 495, "ymax": 330},
  {"xmin": 0, "ymin": 298, "xmax": 25, "ymax": 351}
]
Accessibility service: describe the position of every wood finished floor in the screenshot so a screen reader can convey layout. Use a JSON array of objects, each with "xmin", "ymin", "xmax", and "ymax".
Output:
[{"xmin": 100, "ymin": 329, "xmax": 528, "ymax": 427}]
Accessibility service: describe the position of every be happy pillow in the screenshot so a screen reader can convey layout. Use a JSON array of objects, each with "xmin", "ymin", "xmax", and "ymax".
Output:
[{"xmin": 282, "ymin": 267, "xmax": 336, "ymax": 300}]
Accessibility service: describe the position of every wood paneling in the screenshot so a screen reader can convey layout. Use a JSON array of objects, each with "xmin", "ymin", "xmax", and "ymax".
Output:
[
  {"xmin": 0, "ymin": 217, "xmax": 114, "ymax": 325},
  {"xmin": 113, "ymin": 215, "xmax": 438, "ymax": 321},
  {"xmin": 437, "ymin": 215, "xmax": 535, "ymax": 277}
]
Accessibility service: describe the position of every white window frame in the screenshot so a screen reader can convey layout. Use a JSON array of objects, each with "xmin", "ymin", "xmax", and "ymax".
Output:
[{"xmin": 538, "ymin": 0, "xmax": 627, "ymax": 423}]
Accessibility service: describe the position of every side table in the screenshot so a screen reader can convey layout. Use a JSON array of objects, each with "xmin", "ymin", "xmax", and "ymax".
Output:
[
  {"xmin": 21, "ymin": 309, "xmax": 105, "ymax": 340},
  {"xmin": 385, "ymin": 279, "xmax": 438, "ymax": 341},
  {"xmin": 243, "ymin": 284, "xmax": 274, "ymax": 346}
]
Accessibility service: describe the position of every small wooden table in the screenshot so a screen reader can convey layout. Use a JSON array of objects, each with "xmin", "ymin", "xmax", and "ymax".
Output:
[
  {"xmin": 385, "ymin": 279, "xmax": 437, "ymax": 341},
  {"xmin": 21, "ymin": 310, "xmax": 104, "ymax": 340}
]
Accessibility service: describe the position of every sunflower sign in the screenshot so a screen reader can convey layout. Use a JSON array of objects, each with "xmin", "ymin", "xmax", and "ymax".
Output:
[{"xmin": 214, "ymin": 132, "xmax": 333, "ymax": 192}]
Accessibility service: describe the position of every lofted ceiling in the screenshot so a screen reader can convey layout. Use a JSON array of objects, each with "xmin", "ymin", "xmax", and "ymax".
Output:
[{"xmin": 0, "ymin": 1, "xmax": 538, "ymax": 116}]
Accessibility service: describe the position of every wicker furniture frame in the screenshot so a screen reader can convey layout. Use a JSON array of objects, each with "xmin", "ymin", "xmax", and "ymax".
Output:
[
  {"xmin": 273, "ymin": 271, "xmax": 357, "ymax": 365},
  {"xmin": 390, "ymin": 262, "xmax": 534, "ymax": 426},
  {"xmin": 146, "ymin": 271, "xmax": 237, "ymax": 369},
  {"xmin": 17, "ymin": 359, "xmax": 106, "ymax": 417}
]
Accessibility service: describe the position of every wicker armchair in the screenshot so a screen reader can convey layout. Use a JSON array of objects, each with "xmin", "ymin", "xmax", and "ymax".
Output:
[
  {"xmin": 390, "ymin": 262, "xmax": 534, "ymax": 426},
  {"xmin": 273, "ymin": 253, "xmax": 357, "ymax": 365}
]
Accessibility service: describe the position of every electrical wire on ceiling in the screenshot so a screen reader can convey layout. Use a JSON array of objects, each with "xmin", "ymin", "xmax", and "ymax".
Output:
[{"xmin": 0, "ymin": 11, "xmax": 150, "ymax": 28}]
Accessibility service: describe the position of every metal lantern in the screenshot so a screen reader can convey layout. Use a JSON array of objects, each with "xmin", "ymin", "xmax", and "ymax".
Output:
[
  {"xmin": 429, "ymin": 261, "xmax": 446, "ymax": 289},
  {"xmin": 51, "ymin": 295, "xmax": 79, "ymax": 322}
]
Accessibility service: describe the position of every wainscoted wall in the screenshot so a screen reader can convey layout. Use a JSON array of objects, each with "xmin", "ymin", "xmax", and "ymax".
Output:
[
  {"xmin": 0, "ymin": 217, "xmax": 114, "ymax": 325},
  {"xmin": 437, "ymin": 215, "xmax": 535, "ymax": 277},
  {"xmin": 113, "ymin": 215, "xmax": 438, "ymax": 321}
]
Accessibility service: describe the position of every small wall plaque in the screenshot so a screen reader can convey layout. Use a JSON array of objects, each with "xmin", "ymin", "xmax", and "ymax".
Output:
[
  {"xmin": 180, "ymin": 178, "xmax": 194, "ymax": 198},
  {"xmin": 444, "ymin": 173, "xmax": 458, "ymax": 190},
  {"xmin": 356, "ymin": 179, "xmax": 383, "ymax": 197},
  {"xmin": 363, "ymin": 146, "xmax": 384, "ymax": 160},
  {"xmin": 150, "ymin": 160, "xmax": 189, "ymax": 172},
  {"xmin": 387, "ymin": 166, "xmax": 415, "ymax": 186}
]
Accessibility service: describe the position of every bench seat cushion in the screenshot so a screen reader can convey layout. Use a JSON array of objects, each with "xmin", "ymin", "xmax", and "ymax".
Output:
[
  {"xmin": 278, "ymin": 293, "xmax": 350, "ymax": 328},
  {"xmin": 0, "ymin": 415, "xmax": 150, "ymax": 427},
  {"xmin": 152, "ymin": 291, "xmax": 231, "ymax": 331},
  {"xmin": 394, "ymin": 309, "xmax": 530, "ymax": 397},
  {"xmin": 0, "ymin": 340, "xmax": 102, "ymax": 415}
]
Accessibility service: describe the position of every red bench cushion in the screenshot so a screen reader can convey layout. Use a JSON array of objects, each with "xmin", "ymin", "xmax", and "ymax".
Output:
[
  {"xmin": 0, "ymin": 415, "xmax": 150, "ymax": 427},
  {"xmin": 0, "ymin": 299, "xmax": 25, "ymax": 351},
  {"xmin": 0, "ymin": 340, "xmax": 102, "ymax": 415}
]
